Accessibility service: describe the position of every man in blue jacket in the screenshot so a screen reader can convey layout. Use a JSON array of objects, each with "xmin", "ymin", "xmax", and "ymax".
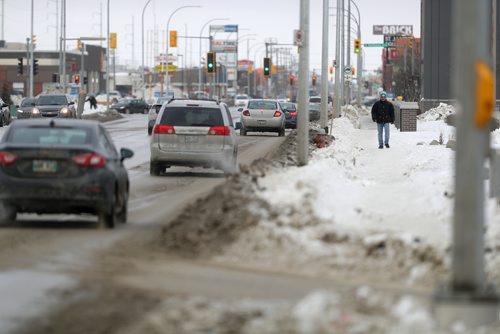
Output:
[{"xmin": 371, "ymin": 91, "xmax": 395, "ymax": 149}]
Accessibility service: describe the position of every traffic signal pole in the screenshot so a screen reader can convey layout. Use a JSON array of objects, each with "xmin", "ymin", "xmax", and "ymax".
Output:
[
  {"xmin": 29, "ymin": 0, "xmax": 34, "ymax": 98},
  {"xmin": 319, "ymin": 0, "xmax": 329, "ymax": 131},
  {"xmin": 297, "ymin": 0, "xmax": 310, "ymax": 166},
  {"xmin": 434, "ymin": 0, "xmax": 499, "ymax": 328}
]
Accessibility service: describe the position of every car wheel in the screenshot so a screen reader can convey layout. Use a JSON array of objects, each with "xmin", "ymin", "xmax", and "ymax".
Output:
[
  {"xmin": 143, "ymin": 108, "xmax": 148, "ymax": 114},
  {"xmin": 0, "ymin": 115, "xmax": 3, "ymax": 127},
  {"xmin": 150, "ymin": 162, "xmax": 161, "ymax": 176},
  {"xmin": 0, "ymin": 203, "xmax": 16, "ymax": 225},
  {"xmin": 278, "ymin": 128, "xmax": 285, "ymax": 137},
  {"xmin": 125, "ymin": 108, "xmax": 130, "ymax": 115},
  {"xmin": 240, "ymin": 127, "xmax": 247, "ymax": 136},
  {"xmin": 224, "ymin": 151, "xmax": 239, "ymax": 176},
  {"xmin": 117, "ymin": 190, "xmax": 128, "ymax": 224},
  {"xmin": 98, "ymin": 194, "xmax": 118, "ymax": 229},
  {"xmin": 148, "ymin": 126, "xmax": 153, "ymax": 136}
]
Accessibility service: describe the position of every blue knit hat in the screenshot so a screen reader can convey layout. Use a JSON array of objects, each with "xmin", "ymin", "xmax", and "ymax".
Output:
[{"xmin": 380, "ymin": 91, "xmax": 387, "ymax": 97}]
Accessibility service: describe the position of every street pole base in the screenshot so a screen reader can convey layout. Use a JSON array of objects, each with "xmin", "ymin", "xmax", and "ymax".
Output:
[{"xmin": 433, "ymin": 284, "xmax": 500, "ymax": 330}]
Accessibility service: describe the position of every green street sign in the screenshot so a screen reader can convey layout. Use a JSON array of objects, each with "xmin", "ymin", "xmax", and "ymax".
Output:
[{"xmin": 364, "ymin": 43, "xmax": 387, "ymax": 47}]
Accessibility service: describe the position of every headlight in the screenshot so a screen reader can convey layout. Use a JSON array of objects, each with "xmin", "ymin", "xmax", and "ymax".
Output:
[
  {"xmin": 60, "ymin": 107, "xmax": 69, "ymax": 114},
  {"xmin": 17, "ymin": 109, "xmax": 24, "ymax": 113},
  {"xmin": 32, "ymin": 108, "xmax": 40, "ymax": 114}
]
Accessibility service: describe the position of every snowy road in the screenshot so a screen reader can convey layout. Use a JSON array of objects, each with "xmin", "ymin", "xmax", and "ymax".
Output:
[{"xmin": 0, "ymin": 113, "xmax": 287, "ymax": 333}]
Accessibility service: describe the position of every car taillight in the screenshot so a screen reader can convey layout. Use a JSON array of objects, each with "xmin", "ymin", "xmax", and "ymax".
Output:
[
  {"xmin": 0, "ymin": 152, "xmax": 17, "ymax": 166},
  {"xmin": 208, "ymin": 126, "xmax": 230, "ymax": 136},
  {"xmin": 153, "ymin": 125, "xmax": 176, "ymax": 134},
  {"xmin": 242, "ymin": 110, "xmax": 250, "ymax": 116},
  {"xmin": 290, "ymin": 112, "xmax": 297, "ymax": 116},
  {"xmin": 73, "ymin": 153, "xmax": 106, "ymax": 168},
  {"xmin": 274, "ymin": 111, "xmax": 282, "ymax": 117}
]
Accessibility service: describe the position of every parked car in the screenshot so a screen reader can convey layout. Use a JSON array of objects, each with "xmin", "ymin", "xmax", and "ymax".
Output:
[
  {"xmin": 110, "ymin": 99, "xmax": 149, "ymax": 114},
  {"xmin": 281, "ymin": 102, "xmax": 297, "ymax": 129},
  {"xmin": 0, "ymin": 98, "xmax": 12, "ymax": 127},
  {"xmin": 234, "ymin": 94, "xmax": 250, "ymax": 108},
  {"xmin": 0, "ymin": 119, "xmax": 134, "ymax": 228},
  {"xmin": 147, "ymin": 96, "xmax": 172, "ymax": 135},
  {"xmin": 309, "ymin": 103, "xmax": 321, "ymax": 121},
  {"xmin": 34, "ymin": 94, "xmax": 77, "ymax": 118},
  {"xmin": 240, "ymin": 99, "xmax": 285, "ymax": 136},
  {"xmin": 16, "ymin": 98, "xmax": 38, "ymax": 119},
  {"xmin": 150, "ymin": 99, "xmax": 239, "ymax": 176}
]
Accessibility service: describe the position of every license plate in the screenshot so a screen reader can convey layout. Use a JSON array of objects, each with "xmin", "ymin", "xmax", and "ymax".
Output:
[
  {"xmin": 258, "ymin": 120, "xmax": 267, "ymax": 125},
  {"xmin": 184, "ymin": 136, "xmax": 199, "ymax": 144},
  {"xmin": 33, "ymin": 160, "xmax": 58, "ymax": 173}
]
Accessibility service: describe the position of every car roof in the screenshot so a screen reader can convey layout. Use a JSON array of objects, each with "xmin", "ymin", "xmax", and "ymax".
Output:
[
  {"xmin": 38, "ymin": 94, "xmax": 67, "ymax": 97},
  {"xmin": 10, "ymin": 118, "xmax": 99, "ymax": 129},
  {"xmin": 167, "ymin": 99, "xmax": 219, "ymax": 107}
]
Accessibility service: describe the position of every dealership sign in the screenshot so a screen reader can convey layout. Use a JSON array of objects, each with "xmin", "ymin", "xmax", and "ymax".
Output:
[
  {"xmin": 373, "ymin": 25, "xmax": 413, "ymax": 36},
  {"xmin": 211, "ymin": 40, "xmax": 237, "ymax": 53}
]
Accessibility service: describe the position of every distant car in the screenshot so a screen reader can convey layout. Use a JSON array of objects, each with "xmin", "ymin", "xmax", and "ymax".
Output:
[
  {"xmin": 281, "ymin": 102, "xmax": 297, "ymax": 129},
  {"xmin": 150, "ymin": 99, "xmax": 239, "ymax": 176},
  {"xmin": 0, "ymin": 118, "xmax": 134, "ymax": 228},
  {"xmin": 147, "ymin": 96, "xmax": 172, "ymax": 135},
  {"xmin": 33, "ymin": 94, "xmax": 76, "ymax": 118},
  {"xmin": 190, "ymin": 91, "xmax": 210, "ymax": 100},
  {"xmin": 110, "ymin": 99, "xmax": 149, "ymax": 114},
  {"xmin": 16, "ymin": 98, "xmax": 38, "ymax": 119},
  {"xmin": 0, "ymin": 98, "xmax": 12, "ymax": 127},
  {"xmin": 240, "ymin": 99, "xmax": 286, "ymax": 136},
  {"xmin": 309, "ymin": 103, "xmax": 321, "ymax": 121},
  {"xmin": 234, "ymin": 94, "xmax": 250, "ymax": 108}
]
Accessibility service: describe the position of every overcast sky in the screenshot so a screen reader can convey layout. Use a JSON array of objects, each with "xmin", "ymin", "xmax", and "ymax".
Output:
[{"xmin": 4, "ymin": 0, "xmax": 420, "ymax": 72}]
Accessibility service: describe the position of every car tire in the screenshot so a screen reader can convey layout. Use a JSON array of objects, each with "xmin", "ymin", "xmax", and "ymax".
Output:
[
  {"xmin": 117, "ymin": 190, "xmax": 128, "ymax": 224},
  {"xmin": 0, "ymin": 115, "xmax": 3, "ymax": 127},
  {"xmin": 240, "ymin": 127, "xmax": 247, "ymax": 136},
  {"xmin": 224, "ymin": 152, "xmax": 239, "ymax": 176},
  {"xmin": 125, "ymin": 108, "xmax": 130, "ymax": 115},
  {"xmin": 98, "ymin": 194, "xmax": 118, "ymax": 229},
  {"xmin": 278, "ymin": 128, "xmax": 285, "ymax": 137},
  {"xmin": 148, "ymin": 126, "xmax": 153, "ymax": 136},
  {"xmin": 150, "ymin": 162, "xmax": 161, "ymax": 176},
  {"xmin": 0, "ymin": 203, "xmax": 16, "ymax": 225},
  {"xmin": 144, "ymin": 108, "xmax": 148, "ymax": 114}
]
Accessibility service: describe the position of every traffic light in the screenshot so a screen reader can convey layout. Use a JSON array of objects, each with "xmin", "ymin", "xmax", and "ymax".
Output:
[
  {"xmin": 352, "ymin": 67, "xmax": 356, "ymax": 75},
  {"xmin": 206, "ymin": 52, "xmax": 216, "ymax": 73},
  {"xmin": 32, "ymin": 34, "xmax": 37, "ymax": 49},
  {"xmin": 33, "ymin": 59, "xmax": 39, "ymax": 76},
  {"xmin": 329, "ymin": 66, "xmax": 334, "ymax": 75},
  {"xmin": 110, "ymin": 32, "xmax": 117, "ymax": 49},
  {"xmin": 169, "ymin": 30, "xmax": 177, "ymax": 48},
  {"xmin": 312, "ymin": 75, "xmax": 317, "ymax": 86},
  {"xmin": 289, "ymin": 75, "xmax": 294, "ymax": 86},
  {"xmin": 409, "ymin": 37, "xmax": 414, "ymax": 49},
  {"xmin": 52, "ymin": 73, "xmax": 58, "ymax": 83},
  {"xmin": 354, "ymin": 38, "xmax": 361, "ymax": 54},
  {"xmin": 77, "ymin": 39, "xmax": 82, "ymax": 50},
  {"xmin": 74, "ymin": 74, "xmax": 80, "ymax": 84},
  {"xmin": 83, "ymin": 77, "xmax": 88, "ymax": 85},
  {"xmin": 263, "ymin": 57, "xmax": 271, "ymax": 77},
  {"xmin": 17, "ymin": 58, "xmax": 23, "ymax": 75}
]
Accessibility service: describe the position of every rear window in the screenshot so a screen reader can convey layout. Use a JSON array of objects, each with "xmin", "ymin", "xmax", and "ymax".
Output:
[
  {"xmin": 37, "ymin": 95, "xmax": 68, "ymax": 105},
  {"xmin": 248, "ymin": 101, "xmax": 278, "ymax": 110},
  {"xmin": 235, "ymin": 95, "xmax": 248, "ymax": 100},
  {"xmin": 161, "ymin": 107, "xmax": 224, "ymax": 127},
  {"xmin": 309, "ymin": 97, "xmax": 321, "ymax": 103},
  {"xmin": 281, "ymin": 103, "xmax": 296, "ymax": 111},
  {"xmin": 8, "ymin": 127, "xmax": 91, "ymax": 145}
]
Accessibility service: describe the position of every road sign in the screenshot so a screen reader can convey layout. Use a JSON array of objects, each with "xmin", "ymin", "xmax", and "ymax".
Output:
[
  {"xmin": 384, "ymin": 35, "xmax": 397, "ymax": 47},
  {"xmin": 344, "ymin": 66, "xmax": 352, "ymax": 75},
  {"xmin": 294, "ymin": 29, "xmax": 305, "ymax": 47},
  {"xmin": 154, "ymin": 64, "xmax": 177, "ymax": 73},
  {"xmin": 364, "ymin": 43, "xmax": 387, "ymax": 48}
]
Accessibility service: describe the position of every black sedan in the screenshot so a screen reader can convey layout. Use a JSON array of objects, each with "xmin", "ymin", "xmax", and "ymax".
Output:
[
  {"xmin": 110, "ymin": 99, "xmax": 149, "ymax": 114},
  {"xmin": 0, "ymin": 119, "xmax": 134, "ymax": 228},
  {"xmin": 281, "ymin": 102, "xmax": 297, "ymax": 129},
  {"xmin": 16, "ymin": 97, "xmax": 38, "ymax": 119},
  {"xmin": 34, "ymin": 94, "xmax": 77, "ymax": 118}
]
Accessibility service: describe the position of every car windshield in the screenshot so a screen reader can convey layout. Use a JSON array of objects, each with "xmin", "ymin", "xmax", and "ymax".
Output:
[
  {"xmin": 161, "ymin": 107, "xmax": 223, "ymax": 127},
  {"xmin": 281, "ymin": 103, "xmax": 296, "ymax": 111},
  {"xmin": 309, "ymin": 104, "xmax": 320, "ymax": 111},
  {"xmin": 235, "ymin": 95, "xmax": 248, "ymax": 100},
  {"xmin": 8, "ymin": 126, "xmax": 91, "ymax": 145},
  {"xmin": 21, "ymin": 98, "xmax": 37, "ymax": 107},
  {"xmin": 247, "ymin": 101, "xmax": 278, "ymax": 110},
  {"xmin": 37, "ymin": 95, "xmax": 67, "ymax": 106}
]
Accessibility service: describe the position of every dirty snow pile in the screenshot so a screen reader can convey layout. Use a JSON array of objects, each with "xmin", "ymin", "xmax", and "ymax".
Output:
[
  {"xmin": 341, "ymin": 104, "xmax": 369, "ymax": 129},
  {"xmin": 418, "ymin": 103, "xmax": 455, "ymax": 121},
  {"xmin": 82, "ymin": 101, "xmax": 108, "ymax": 115}
]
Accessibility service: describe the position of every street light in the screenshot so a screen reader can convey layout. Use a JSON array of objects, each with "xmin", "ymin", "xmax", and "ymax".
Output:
[
  {"xmin": 198, "ymin": 18, "xmax": 229, "ymax": 91},
  {"xmin": 106, "ymin": 0, "xmax": 110, "ymax": 107},
  {"xmin": 141, "ymin": 0, "xmax": 153, "ymax": 97},
  {"xmin": 165, "ymin": 5, "xmax": 201, "ymax": 93}
]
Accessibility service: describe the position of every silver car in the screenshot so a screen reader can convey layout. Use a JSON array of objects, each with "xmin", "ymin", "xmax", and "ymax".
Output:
[
  {"xmin": 150, "ymin": 99, "xmax": 239, "ymax": 176},
  {"xmin": 240, "ymin": 99, "xmax": 285, "ymax": 136}
]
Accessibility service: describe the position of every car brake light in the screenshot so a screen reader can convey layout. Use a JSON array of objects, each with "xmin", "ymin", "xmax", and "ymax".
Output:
[
  {"xmin": 274, "ymin": 111, "xmax": 282, "ymax": 117},
  {"xmin": 0, "ymin": 152, "xmax": 17, "ymax": 166},
  {"xmin": 242, "ymin": 110, "xmax": 250, "ymax": 116},
  {"xmin": 290, "ymin": 112, "xmax": 297, "ymax": 116},
  {"xmin": 73, "ymin": 153, "xmax": 106, "ymax": 168},
  {"xmin": 153, "ymin": 125, "xmax": 176, "ymax": 134},
  {"xmin": 208, "ymin": 126, "xmax": 230, "ymax": 136}
]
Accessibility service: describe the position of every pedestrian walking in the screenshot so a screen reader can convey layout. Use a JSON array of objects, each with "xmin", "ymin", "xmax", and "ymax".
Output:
[
  {"xmin": 371, "ymin": 91, "xmax": 395, "ymax": 149},
  {"xmin": 86, "ymin": 95, "xmax": 98, "ymax": 110}
]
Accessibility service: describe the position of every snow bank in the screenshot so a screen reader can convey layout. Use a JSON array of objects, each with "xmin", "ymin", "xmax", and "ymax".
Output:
[{"xmin": 418, "ymin": 103, "xmax": 455, "ymax": 121}]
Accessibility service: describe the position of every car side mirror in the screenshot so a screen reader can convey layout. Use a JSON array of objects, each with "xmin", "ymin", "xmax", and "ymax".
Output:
[
  {"xmin": 235, "ymin": 122, "xmax": 242, "ymax": 130},
  {"xmin": 15, "ymin": 105, "xmax": 19, "ymax": 108},
  {"xmin": 120, "ymin": 148, "xmax": 134, "ymax": 161},
  {"xmin": 1, "ymin": 103, "xmax": 8, "ymax": 108},
  {"xmin": 69, "ymin": 101, "xmax": 75, "ymax": 105},
  {"xmin": 237, "ymin": 108, "xmax": 243, "ymax": 112}
]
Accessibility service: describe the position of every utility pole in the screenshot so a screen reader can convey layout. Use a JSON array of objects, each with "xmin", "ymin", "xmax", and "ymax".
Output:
[
  {"xmin": 320, "ymin": 0, "xmax": 329, "ymax": 131},
  {"xmin": 61, "ymin": 0, "xmax": 67, "ymax": 89},
  {"xmin": 333, "ymin": 0, "xmax": 341, "ymax": 122},
  {"xmin": 80, "ymin": 42, "xmax": 85, "ymax": 92},
  {"xmin": 434, "ymin": 0, "xmax": 499, "ymax": 328},
  {"xmin": 1, "ymin": 0, "xmax": 4, "ymax": 42},
  {"xmin": 297, "ymin": 0, "xmax": 310, "ymax": 166},
  {"xmin": 346, "ymin": 0, "xmax": 351, "ymax": 104},
  {"xmin": 26, "ymin": 38, "xmax": 30, "ymax": 97},
  {"xmin": 29, "ymin": 0, "xmax": 34, "ymax": 98},
  {"xmin": 340, "ymin": 0, "xmax": 345, "ymax": 107}
]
